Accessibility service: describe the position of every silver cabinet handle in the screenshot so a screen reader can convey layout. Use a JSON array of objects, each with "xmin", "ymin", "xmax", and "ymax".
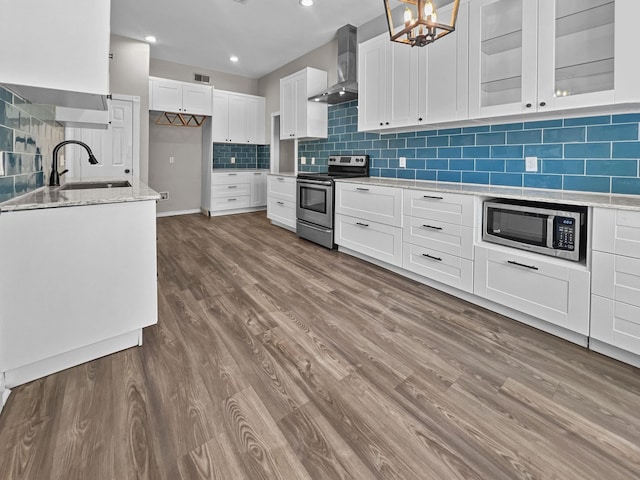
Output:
[
  {"xmin": 356, "ymin": 222, "xmax": 369, "ymax": 227},
  {"xmin": 422, "ymin": 253, "xmax": 442, "ymax": 261},
  {"xmin": 228, "ymin": 173, "xmax": 237, "ymax": 176},
  {"xmin": 356, "ymin": 187, "xmax": 369, "ymax": 191},
  {"xmin": 228, "ymin": 198, "xmax": 237, "ymax": 202},
  {"xmin": 422, "ymin": 224, "xmax": 443, "ymax": 231},
  {"xmin": 276, "ymin": 201, "xmax": 284, "ymax": 205},
  {"xmin": 254, "ymin": 172, "xmax": 261, "ymax": 175},
  {"xmin": 507, "ymin": 260, "xmax": 538, "ymax": 271},
  {"xmin": 228, "ymin": 185, "xmax": 237, "ymax": 189},
  {"xmin": 423, "ymin": 195, "xmax": 443, "ymax": 200},
  {"xmin": 277, "ymin": 177, "xmax": 284, "ymax": 181}
]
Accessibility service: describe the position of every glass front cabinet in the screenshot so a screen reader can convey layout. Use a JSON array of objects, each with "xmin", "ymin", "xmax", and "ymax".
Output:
[{"xmin": 469, "ymin": 0, "xmax": 639, "ymax": 119}]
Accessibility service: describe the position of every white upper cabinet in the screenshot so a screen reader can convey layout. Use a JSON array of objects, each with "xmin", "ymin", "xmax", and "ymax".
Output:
[
  {"xmin": 0, "ymin": 0, "xmax": 110, "ymax": 110},
  {"xmin": 358, "ymin": 35, "xmax": 415, "ymax": 131},
  {"xmin": 280, "ymin": 67, "xmax": 328, "ymax": 139},
  {"xmin": 212, "ymin": 90, "xmax": 266, "ymax": 144},
  {"xmin": 469, "ymin": 0, "xmax": 638, "ymax": 119},
  {"xmin": 149, "ymin": 77, "xmax": 212, "ymax": 115}
]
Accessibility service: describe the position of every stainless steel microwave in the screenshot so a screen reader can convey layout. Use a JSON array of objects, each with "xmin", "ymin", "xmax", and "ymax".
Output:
[{"xmin": 482, "ymin": 199, "xmax": 587, "ymax": 262}]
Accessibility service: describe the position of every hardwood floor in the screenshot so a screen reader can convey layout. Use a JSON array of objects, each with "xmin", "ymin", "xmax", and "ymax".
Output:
[{"xmin": 1, "ymin": 211, "xmax": 640, "ymax": 479}]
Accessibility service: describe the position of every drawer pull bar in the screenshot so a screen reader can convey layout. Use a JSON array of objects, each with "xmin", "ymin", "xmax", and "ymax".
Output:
[
  {"xmin": 276, "ymin": 201, "xmax": 284, "ymax": 205},
  {"xmin": 422, "ymin": 224, "xmax": 443, "ymax": 231},
  {"xmin": 228, "ymin": 198, "xmax": 237, "ymax": 202},
  {"xmin": 277, "ymin": 177, "xmax": 284, "ymax": 181},
  {"xmin": 422, "ymin": 253, "xmax": 442, "ymax": 262},
  {"xmin": 228, "ymin": 173, "xmax": 237, "ymax": 176},
  {"xmin": 356, "ymin": 188, "xmax": 370, "ymax": 191},
  {"xmin": 356, "ymin": 222, "xmax": 369, "ymax": 227},
  {"xmin": 507, "ymin": 260, "xmax": 538, "ymax": 271},
  {"xmin": 423, "ymin": 195, "xmax": 443, "ymax": 200},
  {"xmin": 228, "ymin": 186, "xmax": 237, "ymax": 189}
]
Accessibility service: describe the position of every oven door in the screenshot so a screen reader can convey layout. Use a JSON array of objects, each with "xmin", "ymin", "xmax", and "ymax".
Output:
[{"xmin": 296, "ymin": 178, "xmax": 333, "ymax": 228}]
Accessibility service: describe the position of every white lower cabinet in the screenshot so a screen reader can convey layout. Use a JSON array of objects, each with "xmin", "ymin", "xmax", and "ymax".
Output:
[
  {"xmin": 208, "ymin": 171, "xmax": 267, "ymax": 215},
  {"xmin": 403, "ymin": 242, "xmax": 473, "ymax": 292},
  {"xmin": 590, "ymin": 207, "xmax": 640, "ymax": 357},
  {"xmin": 335, "ymin": 183, "xmax": 403, "ymax": 227},
  {"xmin": 474, "ymin": 245, "xmax": 591, "ymax": 335},
  {"xmin": 403, "ymin": 215, "xmax": 474, "ymax": 259},
  {"xmin": 267, "ymin": 175, "xmax": 296, "ymax": 230},
  {"xmin": 335, "ymin": 214, "xmax": 402, "ymax": 266}
]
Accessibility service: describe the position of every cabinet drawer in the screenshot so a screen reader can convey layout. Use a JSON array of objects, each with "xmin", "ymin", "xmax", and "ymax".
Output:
[
  {"xmin": 335, "ymin": 213, "xmax": 402, "ymax": 266},
  {"xmin": 212, "ymin": 172, "xmax": 251, "ymax": 185},
  {"xmin": 403, "ymin": 242, "xmax": 473, "ymax": 293},
  {"xmin": 267, "ymin": 198, "xmax": 296, "ymax": 229},
  {"xmin": 591, "ymin": 251, "xmax": 640, "ymax": 308},
  {"xmin": 403, "ymin": 189, "xmax": 475, "ymax": 227},
  {"xmin": 268, "ymin": 175, "xmax": 296, "ymax": 201},
  {"xmin": 335, "ymin": 183, "xmax": 402, "ymax": 226},
  {"xmin": 403, "ymin": 215, "xmax": 474, "ymax": 260},
  {"xmin": 592, "ymin": 207, "xmax": 640, "ymax": 258},
  {"xmin": 211, "ymin": 195, "xmax": 251, "ymax": 211},
  {"xmin": 212, "ymin": 183, "xmax": 251, "ymax": 198},
  {"xmin": 591, "ymin": 295, "xmax": 640, "ymax": 356},
  {"xmin": 474, "ymin": 245, "xmax": 590, "ymax": 335}
]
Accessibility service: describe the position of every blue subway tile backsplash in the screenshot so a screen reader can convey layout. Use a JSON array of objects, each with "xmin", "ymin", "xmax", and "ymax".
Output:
[
  {"xmin": 0, "ymin": 86, "xmax": 63, "ymax": 202},
  {"xmin": 213, "ymin": 143, "xmax": 270, "ymax": 169},
  {"xmin": 297, "ymin": 100, "xmax": 640, "ymax": 195}
]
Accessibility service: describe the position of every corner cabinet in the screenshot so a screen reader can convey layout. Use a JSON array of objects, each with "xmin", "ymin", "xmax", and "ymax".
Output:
[
  {"xmin": 279, "ymin": 68, "xmax": 328, "ymax": 140},
  {"xmin": 469, "ymin": 0, "xmax": 640, "ymax": 119},
  {"xmin": 590, "ymin": 208, "xmax": 640, "ymax": 357},
  {"xmin": 0, "ymin": 0, "xmax": 110, "ymax": 109},
  {"xmin": 212, "ymin": 90, "xmax": 266, "ymax": 144},
  {"xmin": 149, "ymin": 77, "xmax": 212, "ymax": 115}
]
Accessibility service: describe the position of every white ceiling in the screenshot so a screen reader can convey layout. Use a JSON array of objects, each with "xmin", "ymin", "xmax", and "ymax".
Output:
[{"xmin": 110, "ymin": 0, "xmax": 406, "ymax": 80}]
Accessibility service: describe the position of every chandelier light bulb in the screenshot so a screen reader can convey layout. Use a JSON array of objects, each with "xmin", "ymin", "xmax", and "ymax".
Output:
[
  {"xmin": 430, "ymin": 11, "xmax": 438, "ymax": 23},
  {"xmin": 424, "ymin": 1, "xmax": 435, "ymax": 17},
  {"xmin": 404, "ymin": 7, "xmax": 414, "ymax": 25}
]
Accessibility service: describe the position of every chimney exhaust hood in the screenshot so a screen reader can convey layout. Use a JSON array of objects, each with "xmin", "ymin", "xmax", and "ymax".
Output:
[{"xmin": 308, "ymin": 24, "xmax": 358, "ymax": 105}]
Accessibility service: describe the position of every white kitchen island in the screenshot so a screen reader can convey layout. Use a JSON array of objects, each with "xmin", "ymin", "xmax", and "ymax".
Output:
[{"xmin": 0, "ymin": 178, "xmax": 159, "ymax": 389}]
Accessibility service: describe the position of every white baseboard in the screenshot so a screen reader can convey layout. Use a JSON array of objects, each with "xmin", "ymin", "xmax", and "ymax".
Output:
[{"xmin": 156, "ymin": 209, "xmax": 201, "ymax": 218}]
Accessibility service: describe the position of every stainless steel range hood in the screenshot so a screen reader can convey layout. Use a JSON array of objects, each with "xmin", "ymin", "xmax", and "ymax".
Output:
[{"xmin": 308, "ymin": 24, "xmax": 358, "ymax": 105}]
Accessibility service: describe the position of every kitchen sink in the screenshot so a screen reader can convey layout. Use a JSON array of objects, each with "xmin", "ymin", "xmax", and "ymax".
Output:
[{"xmin": 59, "ymin": 180, "xmax": 132, "ymax": 190}]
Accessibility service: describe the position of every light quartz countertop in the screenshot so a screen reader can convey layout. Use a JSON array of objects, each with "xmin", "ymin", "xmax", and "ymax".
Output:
[
  {"xmin": 335, "ymin": 177, "xmax": 640, "ymax": 211},
  {"xmin": 267, "ymin": 172, "xmax": 296, "ymax": 177},
  {"xmin": 0, "ymin": 177, "xmax": 160, "ymax": 213}
]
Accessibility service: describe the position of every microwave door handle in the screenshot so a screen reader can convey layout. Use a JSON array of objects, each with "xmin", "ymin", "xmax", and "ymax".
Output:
[{"xmin": 547, "ymin": 216, "xmax": 555, "ymax": 248}]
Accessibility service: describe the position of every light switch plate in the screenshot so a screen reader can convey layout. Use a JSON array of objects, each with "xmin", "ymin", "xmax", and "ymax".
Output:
[
  {"xmin": 230, "ymin": 157, "xmax": 235, "ymax": 164},
  {"xmin": 399, "ymin": 156, "xmax": 407, "ymax": 168},
  {"xmin": 525, "ymin": 156, "xmax": 538, "ymax": 172},
  {"xmin": 311, "ymin": 157, "xmax": 315, "ymax": 165}
]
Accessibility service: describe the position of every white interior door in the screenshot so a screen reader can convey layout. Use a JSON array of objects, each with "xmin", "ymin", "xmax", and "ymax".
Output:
[{"xmin": 65, "ymin": 95, "xmax": 138, "ymax": 178}]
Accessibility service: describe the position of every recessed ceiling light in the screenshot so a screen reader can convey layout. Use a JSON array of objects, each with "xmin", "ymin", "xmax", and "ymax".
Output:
[
  {"xmin": 299, "ymin": 0, "xmax": 314, "ymax": 6},
  {"xmin": 230, "ymin": 56, "xmax": 239, "ymax": 63},
  {"xmin": 144, "ymin": 35, "xmax": 157, "ymax": 43}
]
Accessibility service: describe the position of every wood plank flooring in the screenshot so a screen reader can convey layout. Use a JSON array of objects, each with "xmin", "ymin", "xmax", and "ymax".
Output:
[{"xmin": 1, "ymin": 211, "xmax": 640, "ymax": 479}]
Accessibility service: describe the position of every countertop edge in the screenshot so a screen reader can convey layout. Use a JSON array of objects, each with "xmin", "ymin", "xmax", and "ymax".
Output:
[{"xmin": 334, "ymin": 177, "xmax": 640, "ymax": 211}]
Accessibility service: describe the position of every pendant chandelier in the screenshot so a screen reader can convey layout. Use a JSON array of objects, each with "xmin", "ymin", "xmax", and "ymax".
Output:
[{"xmin": 384, "ymin": 0, "xmax": 460, "ymax": 47}]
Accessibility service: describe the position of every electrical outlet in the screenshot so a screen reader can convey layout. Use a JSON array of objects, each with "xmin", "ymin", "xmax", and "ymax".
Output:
[
  {"xmin": 0, "ymin": 157, "xmax": 4, "ymax": 176},
  {"xmin": 230, "ymin": 157, "xmax": 236, "ymax": 164},
  {"xmin": 525, "ymin": 156, "xmax": 538, "ymax": 172},
  {"xmin": 159, "ymin": 191, "xmax": 169, "ymax": 201},
  {"xmin": 169, "ymin": 156, "xmax": 175, "ymax": 164},
  {"xmin": 311, "ymin": 157, "xmax": 315, "ymax": 165},
  {"xmin": 399, "ymin": 156, "xmax": 407, "ymax": 168},
  {"xmin": 300, "ymin": 156, "xmax": 307, "ymax": 165}
]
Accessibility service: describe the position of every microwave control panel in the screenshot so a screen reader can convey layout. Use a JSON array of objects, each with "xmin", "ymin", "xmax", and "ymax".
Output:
[{"xmin": 554, "ymin": 217, "xmax": 576, "ymax": 251}]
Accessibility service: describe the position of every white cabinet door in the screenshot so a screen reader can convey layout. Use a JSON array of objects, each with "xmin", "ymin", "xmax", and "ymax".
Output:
[
  {"xmin": 592, "ymin": 207, "xmax": 640, "ymax": 259},
  {"xmin": 403, "ymin": 242, "xmax": 474, "ymax": 292},
  {"xmin": 474, "ymin": 245, "xmax": 591, "ymax": 334},
  {"xmin": 389, "ymin": 42, "xmax": 415, "ymax": 129},
  {"xmin": 358, "ymin": 36, "xmax": 389, "ymax": 131},
  {"xmin": 335, "ymin": 214, "xmax": 403, "ymax": 267},
  {"xmin": 279, "ymin": 68, "xmax": 327, "ymax": 140},
  {"xmin": 212, "ymin": 91, "xmax": 230, "ymax": 142},
  {"xmin": 403, "ymin": 216, "xmax": 474, "ymax": 260},
  {"xmin": 228, "ymin": 94, "xmax": 246, "ymax": 143},
  {"xmin": 151, "ymin": 79, "xmax": 183, "ymax": 113},
  {"xmin": 592, "ymin": 251, "xmax": 640, "ymax": 309},
  {"xmin": 251, "ymin": 172, "xmax": 267, "ymax": 207},
  {"xmin": 280, "ymin": 76, "xmax": 297, "ymax": 139},
  {"xmin": 469, "ymin": 0, "xmax": 538, "ymax": 118},
  {"xmin": 403, "ymin": 190, "xmax": 475, "ymax": 227},
  {"xmin": 267, "ymin": 175, "xmax": 296, "ymax": 202},
  {"xmin": 335, "ymin": 183, "xmax": 403, "ymax": 227},
  {"xmin": 182, "ymin": 83, "xmax": 212, "ymax": 115},
  {"xmin": 245, "ymin": 97, "xmax": 265, "ymax": 144}
]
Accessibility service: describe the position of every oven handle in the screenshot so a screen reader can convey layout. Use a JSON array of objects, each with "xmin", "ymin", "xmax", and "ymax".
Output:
[{"xmin": 297, "ymin": 179, "xmax": 332, "ymax": 186}]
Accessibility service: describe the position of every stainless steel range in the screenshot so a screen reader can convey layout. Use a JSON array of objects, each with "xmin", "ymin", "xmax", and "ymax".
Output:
[{"xmin": 296, "ymin": 155, "xmax": 369, "ymax": 249}]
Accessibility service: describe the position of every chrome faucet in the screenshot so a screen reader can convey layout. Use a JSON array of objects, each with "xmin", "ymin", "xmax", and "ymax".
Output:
[{"xmin": 49, "ymin": 140, "xmax": 99, "ymax": 186}]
